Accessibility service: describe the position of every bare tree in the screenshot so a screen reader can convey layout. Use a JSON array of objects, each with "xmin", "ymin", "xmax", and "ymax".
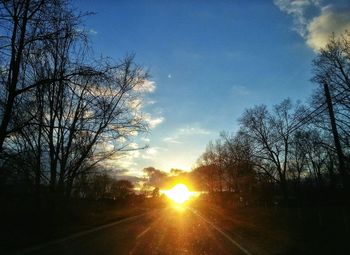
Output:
[
  {"xmin": 312, "ymin": 32, "xmax": 350, "ymax": 190},
  {"xmin": 239, "ymin": 99, "xmax": 300, "ymax": 203},
  {"xmin": 1, "ymin": 1, "xmax": 150, "ymax": 200},
  {"xmin": 0, "ymin": 0, "xmax": 83, "ymax": 153}
]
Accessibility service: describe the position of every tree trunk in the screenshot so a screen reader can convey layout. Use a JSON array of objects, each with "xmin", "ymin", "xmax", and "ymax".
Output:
[
  {"xmin": 323, "ymin": 81, "xmax": 349, "ymax": 190},
  {"xmin": 0, "ymin": 0, "xmax": 30, "ymax": 152}
]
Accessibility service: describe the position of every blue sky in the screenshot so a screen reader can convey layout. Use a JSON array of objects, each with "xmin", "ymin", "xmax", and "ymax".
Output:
[{"xmin": 75, "ymin": 0, "xmax": 350, "ymax": 176}]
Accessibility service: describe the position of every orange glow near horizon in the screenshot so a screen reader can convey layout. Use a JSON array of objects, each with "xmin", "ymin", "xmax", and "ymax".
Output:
[{"xmin": 163, "ymin": 183, "xmax": 192, "ymax": 204}]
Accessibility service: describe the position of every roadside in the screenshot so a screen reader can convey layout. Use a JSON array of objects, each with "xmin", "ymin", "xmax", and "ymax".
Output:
[
  {"xmin": 1, "ymin": 198, "xmax": 165, "ymax": 253},
  {"xmin": 193, "ymin": 201, "xmax": 350, "ymax": 254}
]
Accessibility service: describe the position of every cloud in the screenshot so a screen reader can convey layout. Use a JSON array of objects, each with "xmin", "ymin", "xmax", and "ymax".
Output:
[
  {"xmin": 127, "ymin": 79, "xmax": 164, "ymax": 130},
  {"xmin": 134, "ymin": 79, "xmax": 156, "ymax": 93},
  {"xmin": 101, "ymin": 142, "xmax": 144, "ymax": 171},
  {"xmin": 231, "ymin": 85, "xmax": 250, "ymax": 96},
  {"xmin": 146, "ymin": 100, "xmax": 156, "ymax": 105},
  {"xmin": 146, "ymin": 147, "xmax": 158, "ymax": 155},
  {"xmin": 163, "ymin": 125, "xmax": 211, "ymax": 145},
  {"xmin": 128, "ymin": 98, "xmax": 142, "ymax": 111},
  {"xmin": 306, "ymin": 6, "xmax": 350, "ymax": 50},
  {"xmin": 274, "ymin": 0, "xmax": 350, "ymax": 51},
  {"xmin": 144, "ymin": 114, "xmax": 164, "ymax": 128},
  {"xmin": 141, "ymin": 137, "xmax": 150, "ymax": 143},
  {"xmin": 141, "ymin": 147, "xmax": 165, "ymax": 160},
  {"xmin": 102, "ymin": 153, "xmax": 138, "ymax": 171},
  {"xmin": 274, "ymin": 0, "xmax": 321, "ymax": 36},
  {"xmin": 89, "ymin": 29, "xmax": 98, "ymax": 35},
  {"xmin": 163, "ymin": 137, "xmax": 182, "ymax": 144},
  {"xmin": 128, "ymin": 142, "xmax": 139, "ymax": 149},
  {"xmin": 179, "ymin": 126, "xmax": 211, "ymax": 135}
]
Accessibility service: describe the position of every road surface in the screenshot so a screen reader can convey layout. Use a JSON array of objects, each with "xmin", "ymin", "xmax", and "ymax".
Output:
[{"xmin": 17, "ymin": 206, "xmax": 252, "ymax": 255}]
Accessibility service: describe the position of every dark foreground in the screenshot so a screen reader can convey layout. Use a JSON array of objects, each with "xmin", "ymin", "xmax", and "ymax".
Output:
[
  {"xmin": 13, "ymin": 206, "xmax": 250, "ymax": 255},
  {"xmin": 5, "ymin": 202, "xmax": 350, "ymax": 255}
]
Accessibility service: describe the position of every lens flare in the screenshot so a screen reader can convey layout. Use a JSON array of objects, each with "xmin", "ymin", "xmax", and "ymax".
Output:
[{"xmin": 164, "ymin": 184, "xmax": 191, "ymax": 204}]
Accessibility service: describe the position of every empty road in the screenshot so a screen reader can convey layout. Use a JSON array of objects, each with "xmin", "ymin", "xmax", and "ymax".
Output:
[{"xmin": 17, "ymin": 206, "xmax": 252, "ymax": 255}]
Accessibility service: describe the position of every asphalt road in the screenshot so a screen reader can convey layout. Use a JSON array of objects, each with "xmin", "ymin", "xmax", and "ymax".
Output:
[{"xmin": 17, "ymin": 206, "xmax": 251, "ymax": 255}]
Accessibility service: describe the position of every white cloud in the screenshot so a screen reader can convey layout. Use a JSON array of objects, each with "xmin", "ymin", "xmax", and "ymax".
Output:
[
  {"xmin": 117, "ymin": 158, "xmax": 139, "ymax": 169},
  {"xmin": 146, "ymin": 147, "xmax": 158, "ymax": 155},
  {"xmin": 89, "ymin": 29, "xmax": 98, "ymax": 35},
  {"xmin": 163, "ymin": 125, "xmax": 211, "ymax": 145},
  {"xmin": 129, "ymin": 130, "xmax": 138, "ymax": 137},
  {"xmin": 274, "ymin": 0, "xmax": 321, "ymax": 36},
  {"xmin": 144, "ymin": 114, "xmax": 164, "ymax": 128},
  {"xmin": 163, "ymin": 137, "xmax": 182, "ymax": 144},
  {"xmin": 99, "ymin": 75, "xmax": 162, "ymax": 171},
  {"xmin": 179, "ymin": 126, "xmax": 211, "ymax": 135},
  {"xmin": 95, "ymin": 141, "xmax": 114, "ymax": 153},
  {"xmin": 128, "ymin": 98, "xmax": 142, "ymax": 111},
  {"xmin": 146, "ymin": 100, "xmax": 156, "ymax": 105},
  {"xmin": 140, "ymin": 146, "xmax": 165, "ymax": 160},
  {"xmin": 126, "ymin": 79, "xmax": 164, "ymax": 130},
  {"xmin": 274, "ymin": 0, "xmax": 350, "ymax": 51},
  {"xmin": 128, "ymin": 142, "xmax": 139, "ymax": 149},
  {"xmin": 117, "ymin": 136, "xmax": 126, "ymax": 144},
  {"xmin": 134, "ymin": 79, "xmax": 156, "ymax": 93},
  {"xmin": 141, "ymin": 137, "xmax": 150, "ymax": 143},
  {"xmin": 101, "ymin": 145, "xmax": 141, "ymax": 172},
  {"xmin": 306, "ymin": 6, "xmax": 350, "ymax": 50}
]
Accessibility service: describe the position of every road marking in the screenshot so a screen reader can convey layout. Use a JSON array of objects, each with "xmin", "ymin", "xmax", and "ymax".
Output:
[
  {"xmin": 136, "ymin": 226, "xmax": 152, "ymax": 239},
  {"xmin": 189, "ymin": 208, "xmax": 253, "ymax": 255},
  {"xmin": 16, "ymin": 212, "xmax": 150, "ymax": 254}
]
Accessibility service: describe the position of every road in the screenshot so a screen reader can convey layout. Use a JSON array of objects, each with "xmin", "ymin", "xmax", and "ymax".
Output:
[{"xmin": 17, "ymin": 206, "xmax": 252, "ymax": 255}]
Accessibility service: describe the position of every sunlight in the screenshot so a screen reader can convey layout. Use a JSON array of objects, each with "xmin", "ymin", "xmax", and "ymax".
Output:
[{"xmin": 163, "ymin": 183, "xmax": 191, "ymax": 204}]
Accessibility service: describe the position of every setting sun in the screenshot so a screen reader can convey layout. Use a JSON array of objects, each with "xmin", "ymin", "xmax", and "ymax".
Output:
[{"xmin": 163, "ymin": 184, "xmax": 191, "ymax": 204}]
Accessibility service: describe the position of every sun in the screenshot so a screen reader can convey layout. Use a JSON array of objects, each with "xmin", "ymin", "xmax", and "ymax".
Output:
[{"xmin": 163, "ymin": 183, "xmax": 191, "ymax": 204}]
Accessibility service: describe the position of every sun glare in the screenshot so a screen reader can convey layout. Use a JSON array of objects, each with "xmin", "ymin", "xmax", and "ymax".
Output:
[{"xmin": 163, "ymin": 184, "xmax": 191, "ymax": 204}]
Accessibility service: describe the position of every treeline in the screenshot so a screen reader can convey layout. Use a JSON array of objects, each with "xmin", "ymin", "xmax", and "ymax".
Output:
[
  {"xmin": 72, "ymin": 171, "xmax": 136, "ymax": 201},
  {"xmin": 194, "ymin": 32, "xmax": 350, "ymax": 207},
  {"xmin": 141, "ymin": 167, "xmax": 201, "ymax": 192},
  {"xmin": 0, "ymin": 0, "xmax": 149, "ymax": 203}
]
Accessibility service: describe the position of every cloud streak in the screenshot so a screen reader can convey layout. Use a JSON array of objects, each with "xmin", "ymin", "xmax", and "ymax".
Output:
[
  {"xmin": 231, "ymin": 85, "xmax": 250, "ymax": 96},
  {"xmin": 179, "ymin": 126, "xmax": 211, "ymax": 135},
  {"xmin": 274, "ymin": 0, "xmax": 321, "ymax": 36},
  {"xmin": 163, "ymin": 137, "xmax": 182, "ymax": 144},
  {"xmin": 163, "ymin": 125, "xmax": 211, "ymax": 145}
]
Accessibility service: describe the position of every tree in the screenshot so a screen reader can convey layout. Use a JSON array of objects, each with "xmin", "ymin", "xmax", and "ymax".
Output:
[
  {"xmin": 0, "ymin": 0, "xmax": 81, "ymax": 153},
  {"xmin": 152, "ymin": 187, "xmax": 160, "ymax": 199},
  {"xmin": 196, "ymin": 141, "xmax": 223, "ymax": 193},
  {"xmin": 312, "ymin": 32, "xmax": 350, "ymax": 190},
  {"xmin": 239, "ymin": 99, "xmax": 300, "ymax": 203},
  {"xmin": 0, "ymin": 0, "xmax": 150, "ymax": 201},
  {"xmin": 143, "ymin": 167, "xmax": 167, "ymax": 188},
  {"xmin": 111, "ymin": 180, "xmax": 134, "ymax": 200},
  {"xmin": 195, "ymin": 131, "xmax": 256, "ymax": 205}
]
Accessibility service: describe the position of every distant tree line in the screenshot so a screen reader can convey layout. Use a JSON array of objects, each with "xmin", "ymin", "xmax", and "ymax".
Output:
[
  {"xmin": 141, "ymin": 167, "xmax": 198, "ymax": 191},
  {"xmin": 73, "ymin": 170, "xmax": 135, "ymax": 201},
  {"xmin": 0, "ymin": 0, "xmax": 149, "ymax": 204},
  {"xmin": 194, "ymin": 32, "xmax": 350, "ymax": 207}
]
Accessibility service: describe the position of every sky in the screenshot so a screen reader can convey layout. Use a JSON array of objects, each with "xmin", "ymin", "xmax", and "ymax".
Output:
[{"xmin": 75, "ymin": 0, "xmax": 350, "ymax": 177}]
